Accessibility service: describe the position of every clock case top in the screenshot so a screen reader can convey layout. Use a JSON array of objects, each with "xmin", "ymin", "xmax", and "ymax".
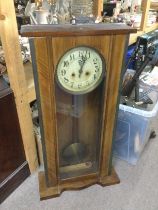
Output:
[
  {"xmin": 21, "ymin": 24, "xmax": 136, "ymax": 200},
  {"xmin": 21, "ymin": 23, "xmax": 136, "ymax": 37}
]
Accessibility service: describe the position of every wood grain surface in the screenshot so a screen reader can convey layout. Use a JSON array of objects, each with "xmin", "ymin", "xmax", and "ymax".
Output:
[
  {"xmin": 39, "ymin": 168, "xmax": 119, "ymax": 200},
  {"xmin": 30, "ymin": 25, "xmax": 130, "ymax": 199},
  {"xmin": 34, "ymin": 38, "xmax": 58, "ymax": 187},
  {"xmin": 0, "ymin": 0, "xmax": 38, "ymax": 172},
  {"xmin": 21, "ymin": 23, "xmax": 137, "ymax": 37},
  {"xmin": 99, "ymin": 34, "xmax": 128, "ymax": 178}
]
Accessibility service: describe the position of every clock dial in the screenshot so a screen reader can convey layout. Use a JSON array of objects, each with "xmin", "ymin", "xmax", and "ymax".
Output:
[{"xmin": 56, "ymin": 46, "xmax": 105, "ymax": 94}]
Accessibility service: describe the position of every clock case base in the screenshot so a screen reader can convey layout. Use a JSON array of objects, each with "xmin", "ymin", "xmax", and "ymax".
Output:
[{"xmin": 38, "ymin": 169, "xmax": 120, "ymax": 200}]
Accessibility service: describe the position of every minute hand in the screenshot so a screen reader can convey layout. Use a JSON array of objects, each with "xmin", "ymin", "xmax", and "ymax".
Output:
[{"xmin": 78, "ymin": 56, "xmax": 87, "ymax": 78}]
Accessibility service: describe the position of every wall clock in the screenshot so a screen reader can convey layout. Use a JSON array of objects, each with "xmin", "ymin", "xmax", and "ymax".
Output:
[{"xmin": 21, "ymin": 24, "xmax": 136, "ymax": 200}]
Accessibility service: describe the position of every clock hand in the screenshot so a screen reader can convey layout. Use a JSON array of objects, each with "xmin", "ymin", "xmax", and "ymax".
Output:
[{"xmin": 78, "ymin": 55, "xmax": 87, "ymax": 78}]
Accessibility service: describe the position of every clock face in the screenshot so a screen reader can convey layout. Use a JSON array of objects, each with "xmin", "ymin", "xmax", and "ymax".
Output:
[{"xmin": 56, "ymin": 46, "xmax": 105, "ymax": 94}]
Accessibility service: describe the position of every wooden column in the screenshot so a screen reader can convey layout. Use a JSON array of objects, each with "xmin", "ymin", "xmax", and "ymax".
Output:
[
  {"xmin": 0, "ymin": 0, "xmax": 38, "ymax": 172},
  {"xmin": 93, "ymin": 0, "xmax": 103, "ymax": 16},
  {"xmin": 140, "ymin": 0, "xmax": 151, "ymax": 31}
]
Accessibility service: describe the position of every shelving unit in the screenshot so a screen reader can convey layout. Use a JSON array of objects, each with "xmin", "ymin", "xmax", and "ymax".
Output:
[
  {"xmin": 0, "ymin": 0, "xmax": 38, "ymax": 173},
  {"xmin": 129, "ymin": 22, "xmax": 158, "ymax": 45},
  {"xmin": 151, "ymin": 2, "xmax": 158, "ymax": 10},
  {"xmin": 0, "ymin": 0, "xmax": 158, "ymax": 171},
  {"xmin": 129, "ymin": 0, "xmax": 158, "ymax": 45}
]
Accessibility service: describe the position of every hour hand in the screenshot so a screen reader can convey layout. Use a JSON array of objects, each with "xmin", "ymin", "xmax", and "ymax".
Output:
[{"xmin": 78, "ymin": 56, "xmax": 87, "ymax": 78}]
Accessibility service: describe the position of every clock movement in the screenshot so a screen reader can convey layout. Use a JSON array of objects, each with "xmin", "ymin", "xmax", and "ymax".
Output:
[{"xmin": 21, "ymin": 24, "xmax": 136, "ymax": 200}]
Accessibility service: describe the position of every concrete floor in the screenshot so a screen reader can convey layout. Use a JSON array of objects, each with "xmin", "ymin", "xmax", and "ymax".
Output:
[{"xmin": 1, "ymin": 118, "xmax": 158, "ymax": 210}]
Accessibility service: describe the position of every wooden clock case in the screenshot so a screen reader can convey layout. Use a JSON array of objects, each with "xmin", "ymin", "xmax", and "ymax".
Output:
[{"xmin": 21, "ymin": 24, "xmax": 136, "ymax": 200}]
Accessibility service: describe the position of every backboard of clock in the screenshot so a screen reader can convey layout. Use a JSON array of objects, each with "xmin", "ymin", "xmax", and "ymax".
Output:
[{"xmin": 21, "ymin": 24, "xmax": 136, "ymax": 200}]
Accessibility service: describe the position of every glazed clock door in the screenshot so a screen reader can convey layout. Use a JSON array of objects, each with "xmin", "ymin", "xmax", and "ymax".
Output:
[{"xmin": 55, "ymin": 46, "xmax": 106, "ymax": 179}]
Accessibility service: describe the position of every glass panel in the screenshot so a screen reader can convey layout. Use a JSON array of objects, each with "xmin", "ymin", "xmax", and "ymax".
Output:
[{"xmin": 55, "ymin": 81, "xmax": 105, "ymax": 180}]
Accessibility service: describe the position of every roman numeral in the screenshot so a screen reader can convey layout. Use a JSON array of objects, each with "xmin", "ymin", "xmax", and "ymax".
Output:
[
  {"xmin": 70, "ymin": 82, "xmax": 74, "ymax": 88},
  {"xmin": 78, "ymin": 84, "xmax": 82, "ymax": 89},
  {"xmin": 64, "ymin": 77, "xmax": 69, "ymax": 83},
  {"xmin": 95, "ymin": 66, "xmax": 99, "ymax": 72},
  {"xmin": 79, "ymin": 51, "xmax": 91, "ymax": 59},
  {"xmin": 70, "ymin": 54, "xmax": 75, "ymax": 61},
  {"xmin": 63, "ymin": 61, "xmax": 69, "ymax": 67},
  {"xmin": 61, "ymin": 69, "xmax": 66, "ymax": 76},
  {"xmin": 93, "ymin": 58, "xmax": 98, "ymax": 65},
  {"xmin": 86, "ymin": 51, "xmax": 91, "ymax": 58},
  {"xmin": 79, "ymin": 51, "xmax": 84, "ymax": 57}
]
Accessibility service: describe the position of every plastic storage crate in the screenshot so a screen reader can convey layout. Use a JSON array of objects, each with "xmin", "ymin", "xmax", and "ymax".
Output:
[
  {"xmin": 113, "ymin": 102, "xmax": 158, "ymax": 165},
  {"xmin": 114, "ymin": 67, "xmax": 158, "ymax": 164}
]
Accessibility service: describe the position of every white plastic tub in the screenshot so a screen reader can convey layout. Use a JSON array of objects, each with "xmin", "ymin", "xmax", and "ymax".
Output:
[
  {"xmin": 113, "ymin": 97, "xmax": 158, "ymax": 165},
  {"xmin": 114, "ymin": 72, "xmax": 158, "ymax": 165},
  {"xmin": 114, "ymin": 67, "xmax": 158, "ymax": 164}
]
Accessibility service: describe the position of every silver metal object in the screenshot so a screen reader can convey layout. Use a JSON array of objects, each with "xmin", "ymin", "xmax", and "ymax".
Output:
[
  {"xmin": 29, "ymin": 11, "xmax": 38, "ymax": 24},
  {"xmin": 34, "ymin": 9, "xmax": 50, "ymax": 24},
  {"xmin": 71, "ymin": 0, "xmax": 93, "ymax": 17}
]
